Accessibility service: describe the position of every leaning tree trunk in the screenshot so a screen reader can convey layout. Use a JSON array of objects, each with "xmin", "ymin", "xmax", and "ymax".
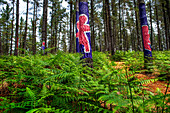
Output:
[
  {"xmin": 79, "ymin": 0, "xmax": 93, "ymax": 67},
  {"xmin": 14, "ymin": 0, "xmax": 19, "ymax": 56},
  {"xmin": 139, "ymin": 0, "xmax": 152, "ymax": 69},
  {"xmin": 42, "ymin": 0, "xmax": 48, "ymax": 55}
]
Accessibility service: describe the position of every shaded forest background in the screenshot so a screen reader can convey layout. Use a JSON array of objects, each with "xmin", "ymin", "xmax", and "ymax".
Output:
[{"xmin": 0, "ymin": 0, "xmax": 169, "ymax": 56}]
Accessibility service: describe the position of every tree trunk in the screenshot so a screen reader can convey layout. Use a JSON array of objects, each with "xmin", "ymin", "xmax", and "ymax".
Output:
[
  {"xmin": 69, "ymin": 0, "xmax": 73, "ymax": 53},
  {"xmin": 119, "ymin": 0, "xmax": 122, "ymax": 50},
  {"xmin": 0, "ymin": 25, "xmax": 2, "ymax": 55},
  {"xmin": 149, "ymin": 0, "xmax": 153, "ymax": 50},
  {"xmin": 155, "ymin": 0, "xmax": 161, "ymax": 51},
  {"xmin": 134, "ymin": 0, "xmax": 140, "ymax": 51},
  {"xmin": 42, "ymin": 0, "xmax": 48, "ymax": 55},
  {"xmin": 32, "ymin": 0, "xmax": 36, "ymax": 55},
  {"xmin": 162, "ymin": 2, "xmax": 169, "ymax": 50},
  {"xmin": 91, "ymin": 0, "xmax": 95, "ymax": 51},
  {"xmin": 10, "ymin": 0, "xmax": 15, "ymax": 55},
  {"xmin": 103, "ymin": 0, "xmax": 107, "ymax": 51},
  {"xmin": 111, "ymin": 0, "xmax": 116, "ymax": 54},
  {"xmin": 50, "ymin": 1, "xmax": 54, "ymax": 53},
  {"xmin": 14, "ymin": 0, "xmax": 19, "ymax": 56}
]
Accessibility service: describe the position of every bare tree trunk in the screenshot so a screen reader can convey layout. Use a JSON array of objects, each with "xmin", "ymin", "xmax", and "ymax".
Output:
[
  {"xmin": 42, "ymin": 0, "xmax": 48, "ymax": 55},
  {"xmin": 69, "ymin": 0, "xmax": 73, "ymax": 53},
  {"xmin": 14, "ymin": 0, "xmax": 19, "ymax": 56},
  {"xmin": 134, "ymin": 0, "xmax": 140, "ymax": 51},
  {"xmin": 119, "ymin": 0, "xmax": 122, "ymax": 50},
  {"xmin": 91, "ymin": 0, "xmax": 95, "ymax": 51},
  {"xmin": 10, "ymin": 0, "xmax": 15, "ymax": 55},
  {"xmin": 0, "ymin": 25, "xmax": 2, "ymax": 55},
  {"xmin": 162, "ymin": 2, "xmax": 169, "ymax": 50},
  {"xmin": 155, "ymin": 0, "xmax": 161, "ymax": 51},
  {"xmin": 149, "ymin": 0, "xmax": 153, "ymax": 50}
]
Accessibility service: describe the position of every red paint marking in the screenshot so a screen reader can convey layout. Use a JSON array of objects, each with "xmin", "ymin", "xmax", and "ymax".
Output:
[
  {"xmin": 76, "ymin": 14, "xmax": 90, "ymax": 53},
  {"xmin": 142, "ymin": 25, "xmax": 151, "ymax": 51}
]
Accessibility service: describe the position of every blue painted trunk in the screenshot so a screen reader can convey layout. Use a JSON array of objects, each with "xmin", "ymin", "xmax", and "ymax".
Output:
[
  {"xmin": 139, "ymin": 2, "xmax": 152, "ymax": 58},
  {"xmin": 76, "ymin": 10, "xmax": 80, "ymax": 53},
  {"xmin": 79, "ymin": 2, "xmax": 92, "ymax": 59}
]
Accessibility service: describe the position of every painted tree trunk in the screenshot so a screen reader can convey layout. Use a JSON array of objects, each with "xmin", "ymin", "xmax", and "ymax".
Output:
[
  {"xmin": 139, "ymin": 0, "xmax": 152, "ymax": 68},
  {"xmin": 79, "ymin": 0, "xmax": 92, "ymax": 66},
  {"xmin": 76, "ymin": 0, "xmax": 80, "ymax": 53}
]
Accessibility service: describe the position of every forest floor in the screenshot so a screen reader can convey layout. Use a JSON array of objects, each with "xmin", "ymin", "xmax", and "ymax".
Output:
[{"xmin": 114, "ymin": 62, "xmax": 170, "ymax": 95}]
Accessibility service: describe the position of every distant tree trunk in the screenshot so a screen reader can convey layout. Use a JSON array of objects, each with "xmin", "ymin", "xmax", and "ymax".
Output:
[
  {"xmin": 166, "ymin": 0, "xmax": 170, "ymax": 50},
  {"xmin": 69, "ymin": 0, "xmax": 73, "ymax": 53},
  {"xmin": 73, "ymin": 11, "xmax": 75, "ymax": 53},
  {"xmin": 54, "ymin": 2, "xmax": 58, "ymax": 52},
  {"xmin": 149, "ymin": 0, "xmax": 153, "ymax": 50},
  {"xmin": 134, "ymin": 0, "xmax": 140, "ymax": 51},
  {"xmin": 91, "ymin": 0, "xmax": 95, "ymax": 51},
  {"xmin": 22, "ymin": 0, "xmax": 28, "ymax": 55},
  {"xmin": 32, "ymin": 0, "xmax": 36, "ymax": 55},
  {"xmin": 162, "ymin": 2, "xmax": 169, "ymax": 50},
  {"xmin": 103, "ymin": 0, "xmax": 107, "ymax": 51},
  {"xmin": 42, "ymin": 0, "xmax": 48, "ymax": 55},
  {"xmin": 0, "ymin": 25, "xmax": 2, "ymax": 55},
  {"xmin": 10, "ymin": 0, "xmax": 15, "ymax": 55},
  {"xmin": 119, "ymin": 0, "xmax": 122, "ymax": 50},
  {"xmin": 50, "ymin": 1, "xmax": 54, "ymax": 53},
  {"xmin": 14, "ymin": 0, "xmax": 19, "ymax": 56},
  {"xmin": 111, "ymin": 0, "xmax": 116, "ymax": 54},
  {"xmin": 155, "ymin": 0, "xmax": 161, "ymax": 51}
]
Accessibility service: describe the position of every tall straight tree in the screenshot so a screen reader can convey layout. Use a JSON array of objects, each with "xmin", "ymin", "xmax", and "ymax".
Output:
[
  {"xmin": 79, "ymin": 0, "xmax": 92, "ymax": 67},
  {"xmin": 22, "ymin": 0, "xmax": 29, "ymax": 55},
  {"xmin": 69, "ymin": 0, "xmax": 73, "ymax": 53},
  {"xmin": 0, "ymin": 24, "xmax": 2, "ymax": 55},
  {"xmin": 139, "ymin": 0, "xmax": 152, "ymax": 68},
  {"xmin": 149, "ymin": 0, "xmax": 153, "ymax": 49},
  {"xmin": 76, "ymin": 0, "xmax": 80, "ymax": 52},
  {"xmin": 10, "ymin": 0, "xmax": 15, "ymax": 55},
  {"xmin": 90, "ymin": 0, "xmax": 95, "ymax": 51},
  {"xmin": 14, "ymin": 0, "xmax": 19, "ymax": 56},
  {"xmin": 42, "ymin": 0, "xmax": 48, "ymax": 55}
]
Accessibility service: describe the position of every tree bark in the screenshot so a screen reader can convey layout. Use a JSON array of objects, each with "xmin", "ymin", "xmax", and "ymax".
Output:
[
  {"xmin": 155, "ymin": 0, "xmax": 161, "ymax": 51},
  {"xmin": 42, "ymin": 0, "xmax": 48, "ymax": 55},
  {"xmin": 91, "ymin": 0, "xmax": 95, "ymax": 51},
  {"xmin": 134, "ymin": 0, "xmax": 140, "ymax": 51},
  {"xmin": 14, "ymin": 0, "xmax": 19, "ymax": 56},
  {"xmin": 149, "ymin": 0, "xmax": 153, "ymax": 50},
  {"xmin": 69, "ymin": 0, "xmax": 73, "ymax": 53}
]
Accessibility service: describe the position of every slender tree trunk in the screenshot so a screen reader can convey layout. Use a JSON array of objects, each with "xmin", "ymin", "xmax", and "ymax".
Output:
[
  {"xmin": 14, "ymin": 0, "xmax": 19, "ymax": 56},
  {"xmin": 10, "ymin": 0, "xmax": 15, "ymax": 55},
  {"xmin": 69, "ymin": 0, "xmax": 73, "ymax": 53},
  {"xmin": 50, "ymin": 1, "xmax": 54, "ymax": 53},
  {"xmin": 91, "ymin": 0, "xmax": 95, "ymax": 51},
  {"xmin": 73, "ymin": 11, "xmax": 75, "ymax": 53},
  {"xmin": 134, "ymin": 0, "xmax": 140, "ymax": 51},
  {"xmin": 103, "ymin": 0, "xmax": 107, "ymax": 51},
  {"xmin": 119, "ymin": 0, "xmax": 122, "ymax": 50},
  {"xmin": 155, "ymin": 0, "xmax": 161, "ymax": 51},
  {"xmin": 32, "ymin": 0, "xmax": 36, "ymax": 55},
  {"xmin": 111, "ymin": 0, "xmax": 116, "ymax": 54},
  {"xmin": 42, "ymin": 0, "xmax": 48, "ymax": 55},
  {"xmin": 0, "ymin": 25, "xmax": 1, "ymax": 55},
  {"xmin": 162, "ymin": 2, "xmax": 169, "ymax": 50},
  {"xmin": 149, "ymin": 0, "xmax": 153, "ymax": 50},
  {"xmin": 22, "ymin": 0, "xmax": 28, "ymax": 55}
]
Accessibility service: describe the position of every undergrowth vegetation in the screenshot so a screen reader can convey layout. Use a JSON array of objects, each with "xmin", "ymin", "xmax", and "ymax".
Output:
[{"xmin": 0, "ymin": 51, "xmax": 169, "ymax": 113}]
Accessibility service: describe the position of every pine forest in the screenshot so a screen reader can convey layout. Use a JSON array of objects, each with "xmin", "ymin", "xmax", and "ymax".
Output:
[{"xmin": 0, "ymin": 0, "xmax": 170, "ymax": 112}]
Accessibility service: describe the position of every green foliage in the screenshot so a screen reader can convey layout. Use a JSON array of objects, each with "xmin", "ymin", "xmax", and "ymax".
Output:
[{"xmin": 0, "ymin": 51, "xmax": 169, "ymax": 113}]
